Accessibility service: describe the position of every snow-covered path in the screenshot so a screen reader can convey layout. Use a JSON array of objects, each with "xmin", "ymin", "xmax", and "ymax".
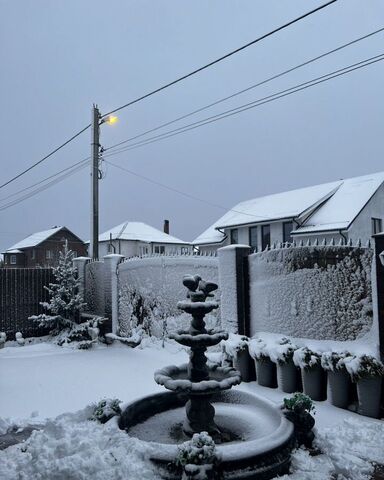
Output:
[{"xmin": 0, "ymin": 341, "xmax": 383, "ymax": 480}]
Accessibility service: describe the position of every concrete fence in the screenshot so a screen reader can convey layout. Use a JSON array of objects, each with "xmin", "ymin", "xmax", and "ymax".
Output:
[{"xmin": 75, "ymin": 240, "xmax": 383, "ymax": 358}]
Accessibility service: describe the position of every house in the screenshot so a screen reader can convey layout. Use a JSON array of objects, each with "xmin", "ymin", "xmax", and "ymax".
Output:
[
  {"xmin": 3, "ymin": 226, "xmax": 86, "ymax": 268},
  {"xmin": 193, "ymin": 172, "xmax": 384, "ymax": 253},
  {"xmin": 91, "ymin": 220, "xmax": 191, "ymax": 257}
]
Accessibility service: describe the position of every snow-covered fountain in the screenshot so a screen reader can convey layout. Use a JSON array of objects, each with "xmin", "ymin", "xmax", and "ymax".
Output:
[{"xmin": 119, "ymin": 275, "xmax": 294, "ymax": 479}]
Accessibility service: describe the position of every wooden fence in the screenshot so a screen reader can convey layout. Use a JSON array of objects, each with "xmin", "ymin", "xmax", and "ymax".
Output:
[{"xmin": 0, "ymin": 268, "xmax": 54, "ymax": 338}]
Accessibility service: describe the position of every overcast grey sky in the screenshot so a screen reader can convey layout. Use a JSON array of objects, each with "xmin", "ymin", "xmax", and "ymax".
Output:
[{"xmin": 0, "ymin": 0, "xmax": 383, "ymax": 251}]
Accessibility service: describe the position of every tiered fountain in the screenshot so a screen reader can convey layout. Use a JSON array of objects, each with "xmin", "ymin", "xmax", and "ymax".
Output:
[
  {"xmin": 154, "ymin": 275, "xmax": 241, "ymax": 439},
  {"xmin": 119, "ymin": 275, "xmax": 294, "ymax": 479}
]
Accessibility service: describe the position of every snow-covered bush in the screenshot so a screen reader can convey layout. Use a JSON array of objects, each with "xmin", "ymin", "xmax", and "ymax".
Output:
[
  {"xmin": 176, "ymin": 432, "xmax": 220, "ymax": 469},
  {"xmin": 283, "ymin": 392, "xmax": 315, "ymax": 415},
  {"xmin": 221, "ymin": 333, "xmax": 248, "ymax": 358},
  {"xmin": 248, "ymin": 337, "xmax": 269, "ymax": 361},
  {"xmin": 343, "ymin": 354, "xmax": 384, "ymax": 382},
  {"xmin": 0, "ymin": 332, "xmax": 6, "ymax": 348},
  {"xmin": 321, "ymin": 351, "xmax": 350, "ymax": 372},
  {"xmin": 293, "ymin": 347, "xmax": 321, "ymax": 370},
  {"xmin": 267, "ymin": 337, "xmax": 297, "ymax": 365},
  {"xmin": 15, "ymin": 332, "xmax": 25, "ymax": 346},
  {"xmin": 119, "ymin": 284, "xmax": 170, "ymax": 340},
  {"xmin": 89, "ymin": 398, "xmax": 122, "ymax": 424}
]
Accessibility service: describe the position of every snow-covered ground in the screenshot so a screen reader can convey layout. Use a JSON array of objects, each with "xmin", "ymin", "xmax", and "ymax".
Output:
[{"xmin": 0, "ymin": 341, "xmax": 383, "ymax": 479}]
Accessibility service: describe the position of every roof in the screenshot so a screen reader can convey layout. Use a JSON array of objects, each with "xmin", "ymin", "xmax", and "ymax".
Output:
[
  {"xmin": 193, "ymin": 172, "xmax": 384, "ymax": 245},
  {"xmin": 293, "ymin": 172, "xmax": 384, "ymax": 235},
  {"xmin": 6, "ymin": 226, "xmax": 65, "ymax": 251},
  {"xmin": 96, "ymin": 221, "xmax": 190, "ymax": 245}
]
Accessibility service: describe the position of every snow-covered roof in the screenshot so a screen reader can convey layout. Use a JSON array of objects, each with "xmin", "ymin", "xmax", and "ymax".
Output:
[
  {"xmin": 6, "ymin": 226, "xmax": 65, "ymax": 251},
  {"xmin": 96, "ymin": 221, "xmax": 190, "ymax": 245},
  {"xmin": 193, "ymin": 172, "xmax": 384, "ymax": 245},
  {"xmin": 293, "ymin": 172, "xmax": 384, "ymax": 235}
]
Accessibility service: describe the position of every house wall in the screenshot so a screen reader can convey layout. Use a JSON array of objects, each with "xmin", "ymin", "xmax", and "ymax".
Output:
[
  {"xmin": 97, "ymin": 240, "xmax": 191, "ymax": 258},
  {"xmin": 198, "ymin": 221, "xmax": 296, "ymax": 253},
  {"xmin": 348, "ymin": 182, "xmax": 384, "ymax": 244},
  {"xmin": 3, "ymin": 252, "xmax": 26, "ymax": 268},
  {"xmin": 3, "ymin": 230, "xmax": 86, "ymax": 268},
  {"xmin": 292, "ymin": 232, "xmax": 345, "ymax": 246}
]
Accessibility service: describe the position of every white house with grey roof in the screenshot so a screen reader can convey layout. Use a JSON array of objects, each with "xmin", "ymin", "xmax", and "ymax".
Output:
[
  {"xmin": 193, "ymin": 172, "xmax": 384, "ymax": 253},
  {"xmin": 89, "ymin": 221, "xmax": 191, "ymax": 258}
]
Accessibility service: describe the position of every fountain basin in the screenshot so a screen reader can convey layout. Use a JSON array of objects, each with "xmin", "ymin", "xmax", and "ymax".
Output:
[
  {"xmin": 169, "ymin": 329, "xmax": 228, "ymax": 347},
  {"xmin": 119, "ymin": 389, "xmax": 294, "ymax": 479},
  {"xmin": 154, "ymin": 363, "xmax": 241, "ymax": 394}
]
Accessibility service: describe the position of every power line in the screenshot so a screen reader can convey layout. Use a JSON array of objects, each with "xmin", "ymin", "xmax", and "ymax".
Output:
[
  {"xmin": 0, "ymin": 125, "xmax": 91, "ymax": 191},
  {"xmin": 0, "ymin": 160, "xmax": 89, "ymax": 212},
  {"xmin": 105, "ymin": 159, "xmax": 270, "ymax": 219},
  {"xmin": 102, "ymin": 0, "xmax": 337, "ymax": 118},
  {"xmin": 0, "ymin": 157, "xmax": 90, "ymax": 204},
  {"xmin": 105, "ymin": 26, "xmax": 384, "ymax": 152},
  {"xmin": 103, "ymin": 53, "xmax": 384, "ymax": 156},
  {"xmin": 0, "ymin": 1, "xmax": 336, "ymax": 191}
]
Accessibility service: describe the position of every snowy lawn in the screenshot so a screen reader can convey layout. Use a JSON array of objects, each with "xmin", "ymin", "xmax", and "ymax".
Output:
[{"xmin": 0, "ymin": 341, "xmax": 383, "ymax": 479}]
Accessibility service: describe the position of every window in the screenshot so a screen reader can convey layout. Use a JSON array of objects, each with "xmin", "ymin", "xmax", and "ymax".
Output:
[
  {"xmin": 249, "ymin": 226, "xmax": 258, "ymax": 250},
  {"xmin": 139, "ymin": 246, "xmax": 148, "ymax": 256},
  {"xmin": 45, "ymin": 250, "xmax": 52, "ymax": 260},
  {"xmin": 261, "ymin": 225, "xmax": 271, "ymax": 250},
  {"xmin": 154, "ymin": 245, "xmax": 165, "ymax": 254},
  {"xmin": 10, "ymin": 255, "xmax": 16, "ymax": 265},
  {"xmin": 31, "ymin": 249, "xmax": 36, "ymax": 260},
  {"xmin": 372, "ymin": 218, "xmax": 382, "ymax": 235},
  {"xmin": 283, "ymin": 222, "xmax": 294, "ymax": 244},
  {"xmin": 181, "ymin": 247, "xmax": 189, "ymax": 254},
  {"xmin": 230, "ymin": 229, "xmax": 238, "ymax": 244}
]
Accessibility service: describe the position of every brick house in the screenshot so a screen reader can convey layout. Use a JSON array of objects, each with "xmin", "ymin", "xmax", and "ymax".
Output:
[{"xmin": 3, "ymin": 226, "xmax": 86, "ymax": 268}]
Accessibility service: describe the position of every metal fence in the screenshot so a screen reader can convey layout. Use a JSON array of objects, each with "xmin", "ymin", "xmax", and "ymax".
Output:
[{"xmin": 0, "ymin": 268, "xmax": 54, "ymax": 338}]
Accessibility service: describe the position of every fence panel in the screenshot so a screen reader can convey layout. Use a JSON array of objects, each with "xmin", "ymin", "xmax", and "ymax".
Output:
[
  {"xmin": 248, "ymin": 245, "xmax": 373, "ymax": 341},
  {"xmin": 84, "ymin": 261, "xmax": 105, "ymax": 316},
  {"xmin": 0, "ymin": 268, "xmax": 54, "ymax": 338}
]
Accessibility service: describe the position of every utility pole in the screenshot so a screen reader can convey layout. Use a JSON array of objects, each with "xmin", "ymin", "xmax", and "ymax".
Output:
[{"xmin": 90, "ymin": 104, "xmax": 100, "ymax": 260}]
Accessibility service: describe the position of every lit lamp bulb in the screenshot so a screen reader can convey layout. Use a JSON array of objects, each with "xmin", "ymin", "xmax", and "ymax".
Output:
[{"xmin": 105, "ymin": 115, "xmax": 118, "ymax": 125}]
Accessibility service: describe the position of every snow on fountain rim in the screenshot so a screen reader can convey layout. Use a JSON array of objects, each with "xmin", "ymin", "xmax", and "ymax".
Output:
[
  {"xmin": 139, "ymin": 390, "xmax": 293, "ymax": 463},
  {"xmin": 169, "ymin": 329, "xmax": 228, "ymax": 343},
  {"xmin": 177, "ymin": 300, "xmax": 219, "ymax": 310},
  {"xmin": 154, "ymin": 363, "xmax": 241, "ymax": 392}
]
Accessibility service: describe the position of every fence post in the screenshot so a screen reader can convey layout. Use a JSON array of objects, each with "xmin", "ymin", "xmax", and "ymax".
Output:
[
  {"xmin": 218, "ymin": 244, "xmax": 251, "ymax": 335},
  {"xmin": 73, "ymin": 257, "xmax": 91, "ymax": 302},
  {"xmin": 104, "ymin": 254, "xmax": 125, "ymax": 334}
]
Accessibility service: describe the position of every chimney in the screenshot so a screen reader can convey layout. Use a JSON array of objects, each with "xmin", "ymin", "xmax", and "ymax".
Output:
[{"xmin": 163, "ymin": 219, "xmax": 170, "ymax": 235}]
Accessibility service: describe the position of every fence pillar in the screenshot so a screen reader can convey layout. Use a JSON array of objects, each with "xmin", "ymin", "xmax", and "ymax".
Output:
[
  {"xmin": 218, "ymin": 245, "xmax": 250, "ymax": 335},
  {"xmin": 104, "ymin": 254, "xmax": 125, "ymax": 334},
  {"xmin": 373, "ymin": 235, "xmax": 384, "ymax": 361},
  {"xmin": 73, "ymin": 256, "xmax": 91, "ymax": 302}
]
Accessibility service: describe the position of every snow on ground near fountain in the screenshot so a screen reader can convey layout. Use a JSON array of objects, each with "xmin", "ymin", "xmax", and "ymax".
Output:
[{"xmin": 0, "ymin": 341, "xmax": 383, "ymax": 479}]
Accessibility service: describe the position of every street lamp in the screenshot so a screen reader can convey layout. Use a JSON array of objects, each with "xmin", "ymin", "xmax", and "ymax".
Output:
[{"xmin": 90, "ymin": 105, "xmax": 118, "ymax": 260}]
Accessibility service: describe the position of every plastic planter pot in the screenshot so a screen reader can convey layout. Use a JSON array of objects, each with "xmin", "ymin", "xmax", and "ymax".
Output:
[
  {"xmin": 233, "ymin": 347, "xmax": 256, "ymax": 383},
  {"xmin": 277, "ymin": 360, "xmax": 298, "ymax": 394},
  {"xmin": 356, "ymin": 376, "xmax": 382, "ymax": 418},
  {"xmin": 327, "ymin": 370, "xmax": 350, "ymax": 409},
  {"xmin": 255, "ymin": 356, "xmax": 277, "ymax": 388},
  {"xmin": 301, "ymin": 365, "xmax": 327, "ymax": 401}
]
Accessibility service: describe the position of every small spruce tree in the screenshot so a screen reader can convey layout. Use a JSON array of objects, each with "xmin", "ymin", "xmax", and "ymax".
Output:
[{"xmin": 30, "ymin": 241, "xmax": 90, "ymax": 345}]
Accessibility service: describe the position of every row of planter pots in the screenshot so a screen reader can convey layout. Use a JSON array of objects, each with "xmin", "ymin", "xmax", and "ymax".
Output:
[{"xmin": 229, "ymin": 346, "xmax": 383, "ymax": 419}]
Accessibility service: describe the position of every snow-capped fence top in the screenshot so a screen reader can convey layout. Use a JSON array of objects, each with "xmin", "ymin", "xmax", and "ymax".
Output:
[{"xmin": 248, "ymin": 244, "xmax": 373, "ymax": 341}]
